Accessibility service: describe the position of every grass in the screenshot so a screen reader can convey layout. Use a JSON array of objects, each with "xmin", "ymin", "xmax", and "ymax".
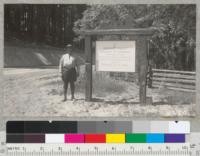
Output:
[
  {"xmin": 154, "ymin": 86, "xmax": 195, "ymax": 105},
  {"xmin": 42, "ymin": 69, "xmax": 195, "ymax": 105},
  {"xmin": 93, "ymin": 72, "xmax": 126, "ymax": 97},
  {"xmin": 75, "ymin": 71, "xmax": 126, "ymax": 97},
  {"xmin": 167, "ymin": 90, "xmax": 195, "ymax": 104}
]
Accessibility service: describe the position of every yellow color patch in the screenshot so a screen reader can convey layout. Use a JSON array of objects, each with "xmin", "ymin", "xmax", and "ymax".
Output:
[{"xmin": 106, "ymin": 134, "xmax": 125, "ymax": 143}]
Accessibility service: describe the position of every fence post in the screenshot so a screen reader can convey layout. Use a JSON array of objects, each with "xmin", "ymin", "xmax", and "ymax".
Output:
[
  {"xmin": 137, "ymin": 39, "xmax": 148, "ymax": 104},
  {"xmin": 85, "ymin": 35, "xmax": 92, "ymax": 101},
  {"xmin": 148, "ymin": 65, "xmax": 153, "ymax": 88}
]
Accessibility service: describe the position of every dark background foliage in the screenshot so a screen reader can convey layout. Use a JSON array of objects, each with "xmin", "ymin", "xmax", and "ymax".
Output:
[
  {"xmin": 4, "ymin": 4, "xmax": 86, "ymax": 46},
  {"xmin": 4, "ymin": 4, "xmax": 196, "ymax": 71}
]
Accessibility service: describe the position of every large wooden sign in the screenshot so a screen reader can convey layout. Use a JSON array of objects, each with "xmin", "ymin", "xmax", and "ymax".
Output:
[
  {"xmin": 96, "ymin": 41, "xmax": 136, "ymax": 72},
  {"xmin": 79, "ymin": 28, "xmax": 154, "ymax": 104}
]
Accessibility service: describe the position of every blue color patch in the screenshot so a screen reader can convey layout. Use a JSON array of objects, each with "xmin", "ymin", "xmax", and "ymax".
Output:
[{"xmin": 146, "ymin": 133, "xmax": 164, "ymax": 143}]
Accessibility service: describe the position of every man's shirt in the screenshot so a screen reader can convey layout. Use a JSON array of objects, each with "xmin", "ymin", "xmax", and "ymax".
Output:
[{"xmin": 59, "ymin": 53, "xmax": 77, "ymax": 73}]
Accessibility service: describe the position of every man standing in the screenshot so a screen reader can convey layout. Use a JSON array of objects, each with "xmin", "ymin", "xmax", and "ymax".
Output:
[{"xmin": 59, "ymin": 44, "xmax": 79, "ymax": 101}]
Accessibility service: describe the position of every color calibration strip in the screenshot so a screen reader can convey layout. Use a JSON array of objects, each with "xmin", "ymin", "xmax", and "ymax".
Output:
[
  {"xmin": 6, "ymin": 121, "xmax": 189, "ymax": 143},
  {"xmin": 6, "ymin": 121, "xmax": 190, "ymax": 133},
  {"xmin": 7, "ymin": 133, "xmax": 186, "ymax": 143}
]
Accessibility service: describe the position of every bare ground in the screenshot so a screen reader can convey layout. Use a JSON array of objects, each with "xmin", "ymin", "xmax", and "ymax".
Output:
[{"xmin": 2, "ymin": 67, "xmax": 196, "ymax": 118}]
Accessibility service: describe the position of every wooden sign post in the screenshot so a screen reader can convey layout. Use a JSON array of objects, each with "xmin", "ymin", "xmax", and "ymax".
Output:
[
  {"xmin": 85, "ymin": 35, "xmax": 93, "ymax": 100},
  {"xmin": 79, "ymin": 28, "xmax": 154, "ymax": 104}
]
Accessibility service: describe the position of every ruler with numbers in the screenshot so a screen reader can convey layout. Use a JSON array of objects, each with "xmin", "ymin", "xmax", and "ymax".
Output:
[{"xmin": 6, "ymin": 143, "xmax": 190, "ymax": 156}]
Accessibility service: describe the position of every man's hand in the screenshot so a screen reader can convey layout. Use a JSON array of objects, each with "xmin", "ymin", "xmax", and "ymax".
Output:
[
  {"xmin": 76, "ymin": 66, "xmax": 80, "ymax": 77},
  {"xmin": 76, "ymin": 71, "xmax": 80, "ymax": 77}
]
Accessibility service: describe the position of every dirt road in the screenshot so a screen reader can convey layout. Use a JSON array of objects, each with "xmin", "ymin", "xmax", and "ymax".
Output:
[{"xmin": 2, "ymin": 68, "xmax": 196, "ymax": 117}]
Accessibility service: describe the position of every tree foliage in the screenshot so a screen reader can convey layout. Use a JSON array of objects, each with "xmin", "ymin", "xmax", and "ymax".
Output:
[
  {"xmin": 74, "ymin": 4, "xmax": 196, "ymax": 71},
  {"xmin": 5, "ymin": 4, "xmax": 86, "ymax": 47}
]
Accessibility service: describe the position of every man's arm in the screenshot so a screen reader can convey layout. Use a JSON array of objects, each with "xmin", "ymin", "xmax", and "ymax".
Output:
[
  {"xmin": 59, "ymin": 56, "xmax": 64, "ymax": 74},
  {"xmin": 75, "ymin": 58, "xmax": 80, "ymax": 77}
]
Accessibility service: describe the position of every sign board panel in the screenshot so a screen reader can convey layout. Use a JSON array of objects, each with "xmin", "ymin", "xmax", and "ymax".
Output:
[{"xmin": 96, "ymin": 41, "xmax": 136, "ymax": 72}]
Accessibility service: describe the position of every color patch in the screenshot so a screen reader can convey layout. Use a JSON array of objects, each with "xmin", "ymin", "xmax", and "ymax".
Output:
[
  {"xmin": 106, "ymin": 134, "xmax": 125, "ymax": 143},
  {"xmin": 7, "ymin": 121, "xmax": 25, "ymax": 133},
  {"xmin": 146, "ymin": 134, "xmax": 164, "ymax": 143},
  {"xmin": 125, "ymin": 133, "xmax": 146, "ymax": 143},
  {"xmin": 45, "ymin": 134, "xmax": 65, "ymax": 143},
  {"xmin": 150, "ymin": 121, "xmax": 169, "ymax": 133},
  {"xmin": 113, "ymin": 121, "xmax": 132, "ymax": 133},
  {"xmin": 6, "ymin": 134, "xmax": 24, "ymax": 143},
  {"xmin": 24, "ymin": 134, "xmax": 45, "ymax": 143},
  {"xmin": 95, "ymin": 121, "xmax": 115, "ymax": 133},
  {"xmin": 77, "ymin": 121, "xmax": 97, "ymax": 133},
  {"xmin": 132, "ymin": 121, "xmax": 150, "ymax": 133},
  {"xmin": 165, "ymin": 134, "xmax": 185, "ymax": 143},
  {"xmin": 65, "ymin": 134, "xmax": 84, "ymax": 143},
  {"xmin": 168, "ymin": 121, "xmax": 190, "ymax": 134},
  {"xmin": 85, "ymin": 134, "xmax": 106, "ymax": 143}
]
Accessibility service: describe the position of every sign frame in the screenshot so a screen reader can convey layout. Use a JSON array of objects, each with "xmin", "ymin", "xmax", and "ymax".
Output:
[{"xmin": 78, "ymin": 28, "xmax": 155, "ymax": 104}]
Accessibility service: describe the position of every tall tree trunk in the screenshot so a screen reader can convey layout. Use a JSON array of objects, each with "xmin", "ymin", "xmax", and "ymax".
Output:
[{"xmin": 32, "ymin": 5, "xmax": 38, "ymax": 42}]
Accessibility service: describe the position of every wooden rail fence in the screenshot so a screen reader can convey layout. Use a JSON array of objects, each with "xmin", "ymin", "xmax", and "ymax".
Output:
[
  {"xmin": 150, "ymin": 69, "xmax": 196, "ymax": 92},
  {"xmin": 109, "ymin": 68, "xmax": 196, "ymax": 92}
]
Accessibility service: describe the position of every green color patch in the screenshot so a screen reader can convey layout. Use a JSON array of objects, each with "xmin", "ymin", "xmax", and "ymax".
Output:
[{"xmin": 125, "ymin": 133, "xmax": 146, "ymax": 143}]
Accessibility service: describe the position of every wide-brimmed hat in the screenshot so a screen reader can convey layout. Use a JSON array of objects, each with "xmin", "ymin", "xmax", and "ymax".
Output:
[{"xmin": 65, "ymin": 44, "xmax": 72, "ymax": 49}]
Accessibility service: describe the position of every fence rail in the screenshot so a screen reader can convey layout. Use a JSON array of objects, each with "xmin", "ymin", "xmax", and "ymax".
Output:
[
  {"xmin": 151, "ymin": 68, "xmax": 196, "ymax": 92},
  {"xmin": 109, "ymin": 68, "xmax": 196, "ymax": 92}
]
